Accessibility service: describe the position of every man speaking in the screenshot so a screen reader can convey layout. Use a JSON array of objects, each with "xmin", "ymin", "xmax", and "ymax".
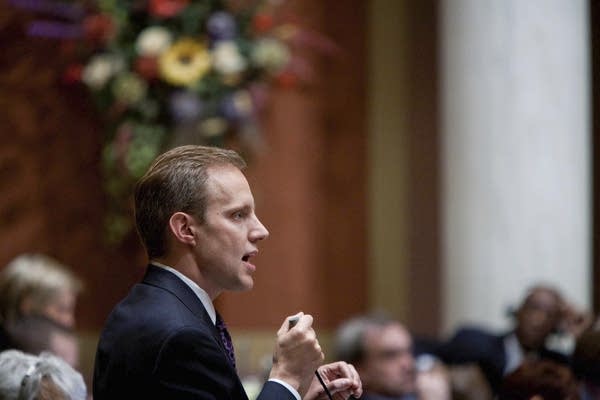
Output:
[{"xmin": 93, "ymin": 145, "xmax": 362, "ymax": 400}]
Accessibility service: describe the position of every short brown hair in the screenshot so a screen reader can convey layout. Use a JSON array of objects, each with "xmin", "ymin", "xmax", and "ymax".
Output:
[{"xmin": 134, "ymin": 145, "xmax": 246, "ymax": 259}]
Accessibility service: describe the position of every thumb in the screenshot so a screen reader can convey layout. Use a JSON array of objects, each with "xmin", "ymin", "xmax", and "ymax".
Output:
[{"xmin": 278, "ymin": 312, "xmax": 304, "ymax": 335}]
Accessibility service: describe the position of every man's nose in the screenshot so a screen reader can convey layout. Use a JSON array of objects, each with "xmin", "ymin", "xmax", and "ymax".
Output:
[
  {"xmin": 250, "ymin": 216, "xmax": 269, "ymax": 242},
  {"xmin": 529, "ymin": 309, "xmax": 554, "ymax": 326}
]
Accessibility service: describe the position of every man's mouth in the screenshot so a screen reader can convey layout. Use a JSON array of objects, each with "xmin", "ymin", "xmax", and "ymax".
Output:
[
  {"xmin": 242, "ymin": 251, "xmax": 257, "ymax": 263},
  {"xmin": 242, "ymin": 252, "xmax": 257, "ymax": 272}
]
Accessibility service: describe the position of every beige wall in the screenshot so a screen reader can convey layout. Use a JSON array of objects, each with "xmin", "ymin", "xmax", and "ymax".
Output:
[
  {"xmin": 367, "ymin": 0, "xmax": 411, "ymax": 321},
  {"xmin": 367, "ymin": 0, "xmax": 442, "ymax": 336}
]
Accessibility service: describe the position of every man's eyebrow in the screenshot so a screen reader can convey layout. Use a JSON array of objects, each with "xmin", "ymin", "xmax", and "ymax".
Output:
[{"xmin": 225, "ymin": 204, "xmax": 253, "ymax": 213}]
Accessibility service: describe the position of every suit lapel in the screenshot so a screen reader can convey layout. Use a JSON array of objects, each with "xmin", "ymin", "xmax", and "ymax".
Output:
[
  {"xmin": 142, "ymin": 265, "xmax": 210, "ymax": 320},
  {"xmin": 141, "ymin": 265, "xmax": 230, "ymax": 361}
]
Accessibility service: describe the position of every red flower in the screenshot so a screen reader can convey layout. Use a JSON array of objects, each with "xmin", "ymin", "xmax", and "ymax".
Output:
[
  {"xmin": 83, "ymin": 13, "xmax": 116, "ymax": 46},
  {"xmin": 148, "ymin": 0, "xmax": 190, "ymax": 18},
  {"xmin": 134, "ymin": 56, "xmax": 159, "ymax": 81},
  {"xmin": 252, "ymin": 13, "xmax": 274, "ymax": 33}
]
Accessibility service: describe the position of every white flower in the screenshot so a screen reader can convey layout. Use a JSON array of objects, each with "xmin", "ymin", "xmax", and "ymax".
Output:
[
  {"xmin": 82, "ymin": 54, "xmax": 124, "ymax": 90},
  {"xmin": 135, "ymin": 26, "xmax": 173, "ymax": 57},
  {"xmin": 212, "ymin": 41, "xmax": 247, "ymax": 75},
  {"xmin": 251, "ymin": 38, "xmax": 290, "ymax": 71}
]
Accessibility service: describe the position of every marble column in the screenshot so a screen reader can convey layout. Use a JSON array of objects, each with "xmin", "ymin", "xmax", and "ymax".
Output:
[{"xmin": 441, "ymin": 0, "xmax": 591, "ymax": 332}]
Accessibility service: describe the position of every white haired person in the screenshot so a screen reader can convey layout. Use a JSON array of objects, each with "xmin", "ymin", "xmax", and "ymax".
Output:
[
  {"xmin": 0, "ymin": 349, "xmax": 87, "ymax": 400},
  {"xmin": 0, "ymin": 253, "xmax": 82, "ymax": 351}
]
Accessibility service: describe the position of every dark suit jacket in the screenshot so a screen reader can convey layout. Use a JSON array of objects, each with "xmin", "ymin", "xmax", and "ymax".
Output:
[
  {"xmin": 93, "ymin": 265, "xmax": 295, "ymax": 400},
  {"xmin": 430, "ymin": 326, "xmax": 569, "ymax": 393}
]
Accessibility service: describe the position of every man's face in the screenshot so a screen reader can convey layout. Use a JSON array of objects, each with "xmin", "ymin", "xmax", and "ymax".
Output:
[
  {"xmin": 359, "ymin": 323, "xmax": 416, "ymax": 397},
  {"xmin": 191, "ymin": 164, "xmax": 269, "ymax": 298},
  {"xmin": 515, "ymin": 288, "xmax": 562, "ymax": 351}
]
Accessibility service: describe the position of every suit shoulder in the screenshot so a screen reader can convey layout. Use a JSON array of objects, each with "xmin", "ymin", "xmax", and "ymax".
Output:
[{"xmin": 452, "ymin": 325, "xmax": 500, "ymax": 341}]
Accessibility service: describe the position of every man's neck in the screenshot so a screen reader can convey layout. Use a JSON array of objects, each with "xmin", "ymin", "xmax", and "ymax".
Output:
[
  {"xmin": 150, "ymin": 261, "xmax": 218, "ymax": 324},
  {"xmin": 152, "ymin": 255, "xmax": 221, "ymax": 300}
]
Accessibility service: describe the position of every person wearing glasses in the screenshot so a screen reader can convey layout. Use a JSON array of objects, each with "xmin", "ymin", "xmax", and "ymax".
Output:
[
  {"xmin": 334, "ymin": 313, "xmax": 450, "ymax": 400},
  {"xmin": 93, "ymin": 145, "xmax": 362, "ymax": 400}
]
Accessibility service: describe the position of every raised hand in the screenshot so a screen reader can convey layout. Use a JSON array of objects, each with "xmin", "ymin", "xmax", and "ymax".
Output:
[
  {"xmin": 304, "ymin": 361, "xmax": 362, "ymax": 400},
  {"xmin": 270, "ymin": 313, "xmax": 325, "ymax": 397}
]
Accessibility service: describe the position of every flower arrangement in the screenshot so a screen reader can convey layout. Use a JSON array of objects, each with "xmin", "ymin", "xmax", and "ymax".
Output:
[{"xmin": 10, "ymin": 0, "xmax": 333, "ymax": 242}]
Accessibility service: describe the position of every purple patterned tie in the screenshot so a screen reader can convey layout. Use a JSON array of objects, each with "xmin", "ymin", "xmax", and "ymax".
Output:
[{"xmin": 215, "ymin": 313, "xmax": 236, "ymax": 370}]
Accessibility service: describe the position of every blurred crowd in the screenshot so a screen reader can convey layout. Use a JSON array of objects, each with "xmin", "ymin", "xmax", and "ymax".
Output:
[
  {"xmin": 0, "ymin": 251, "xmax": 598, "ymax": 400},
  {"xmin": 332, "ymin": 285, "xmax": 599, "ymax": 400}
]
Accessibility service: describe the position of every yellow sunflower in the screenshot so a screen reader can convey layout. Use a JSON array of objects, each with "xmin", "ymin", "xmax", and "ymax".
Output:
[{"xmin": 159, "ymin": 38, "xmax": 211, "ymax": 86}]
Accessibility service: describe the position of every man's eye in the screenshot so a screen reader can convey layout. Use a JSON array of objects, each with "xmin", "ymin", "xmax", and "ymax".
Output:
[{"xmin": 232, "ymin": 211, "xmax": 244, "ymax": 220}]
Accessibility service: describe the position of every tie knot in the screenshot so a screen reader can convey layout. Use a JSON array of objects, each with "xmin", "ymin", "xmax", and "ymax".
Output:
[{"xmin": 216, "ymin": 314, "xmax": 226, "ymax": 329}]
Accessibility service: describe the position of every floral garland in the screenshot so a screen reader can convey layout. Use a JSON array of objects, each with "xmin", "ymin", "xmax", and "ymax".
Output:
[{"xmin": 10, "ymin": 0, "xmax": 330, "ymax": 243}]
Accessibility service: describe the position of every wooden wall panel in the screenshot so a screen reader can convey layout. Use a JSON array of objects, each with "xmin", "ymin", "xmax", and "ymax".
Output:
[
  {"xmin": 0, "ymin": 1, "xmax": 368, "ymax": 332},
  {"xmin": 220, "ymin": 0, "xmax": 368, "ymax": 329},
  {"xmin": 406, "ymin": 0, "xmax": 442, "ymax": 336},
  {"xmin": 0, "ymin": 4, "xmax": 147, "ymax": 330}
]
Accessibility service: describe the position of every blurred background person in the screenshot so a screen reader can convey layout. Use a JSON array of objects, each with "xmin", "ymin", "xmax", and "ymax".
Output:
[
  {"xmin": 334, "ymin": 313, "xmax": 450, "ymax": 400},
  {"xmin": 5, "ymin": 315, "xmax": 80, "ymax": 368},
  {"xmin": 425, "ymin": 284, "xmax": 591, "ymax": 395},
  {"xmin": 571, "ymin": 328, "xmax": 600, "ymax": 400},
  {"xmin": 497, "ymin": 359, "xmax": 580, "ymax": 400},
  {"xmin": 0, "ymin": 349, "xmax": 87, "ymax": 400},
  {"xmin": 0, "ymin": 253, "xmax": 83, "ymax": 351}
]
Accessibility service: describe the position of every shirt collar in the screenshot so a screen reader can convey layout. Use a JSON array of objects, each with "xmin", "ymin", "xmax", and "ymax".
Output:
[
  {"xmin": 150, "ymin": 261, "xmax": 216, "ymax": 325},
  {"xmin": 503, "ymin": 332, "xmax": 524, "ymax": 375}
]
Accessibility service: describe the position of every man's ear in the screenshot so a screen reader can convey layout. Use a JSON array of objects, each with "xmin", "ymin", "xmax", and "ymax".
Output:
[{"xmin": 168, "ymin": 212, "xmax": 197, "ymax": 246}]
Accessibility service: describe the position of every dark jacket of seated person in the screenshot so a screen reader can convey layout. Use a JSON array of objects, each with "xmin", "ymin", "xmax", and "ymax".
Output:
[{"xmin": 423, "ymin": 285, "xmax": 571, "ymax": 393}]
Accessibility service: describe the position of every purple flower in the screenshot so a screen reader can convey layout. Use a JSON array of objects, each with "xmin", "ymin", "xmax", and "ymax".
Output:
[
  {"xmin": 220, "ymin": 91, "xmax": 253, "ymax": 122},
  {"xmin": 9, "ymin": 0, "xmax": 85, "ymax": 20},
  {"xmin": 169, "ymin": 91, "xmax": 203, "ymax": 122},
  {"xmin": 27, "ymin": 20, "xmax": 82, "ymax": 39},
  {"xmin": 206, "ymin": 11, "xmax": 237, "ymax": 41}
]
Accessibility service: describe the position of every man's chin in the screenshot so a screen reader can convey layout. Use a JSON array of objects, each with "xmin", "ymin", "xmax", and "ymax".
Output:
[{"xmin": 231, "ymin": 278, "xmax": 254, "ymax": 292}]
